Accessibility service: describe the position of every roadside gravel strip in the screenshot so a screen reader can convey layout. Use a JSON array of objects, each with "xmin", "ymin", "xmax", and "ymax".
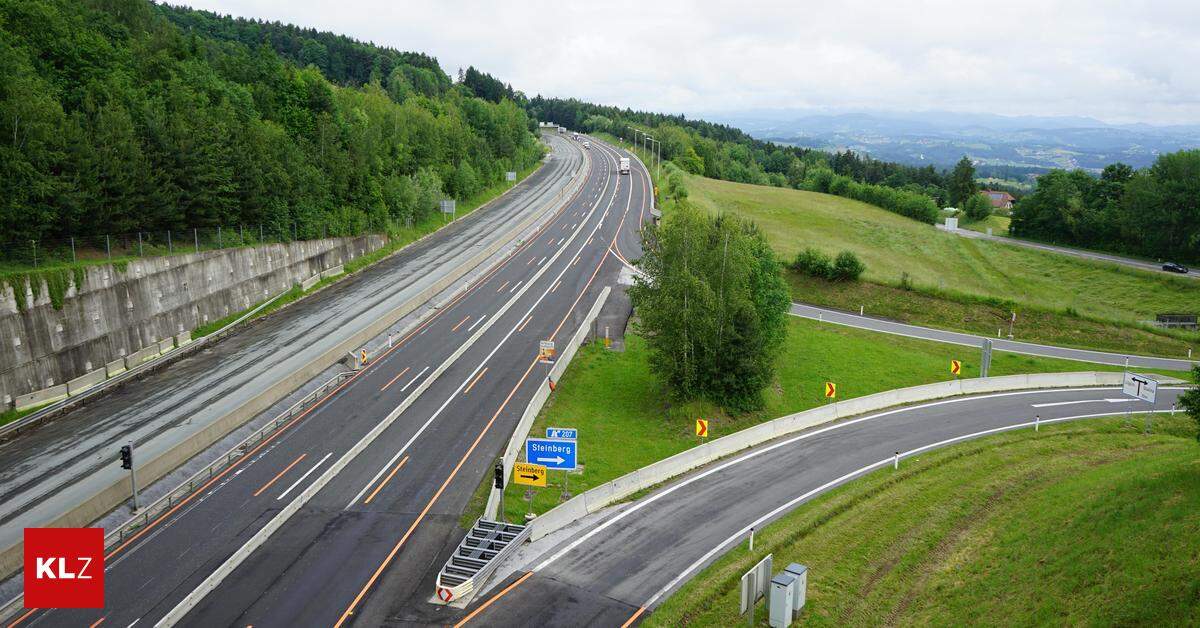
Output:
[{"xmin": 789, "ymin": 302, "xmax": 1197, "ymax": 371}]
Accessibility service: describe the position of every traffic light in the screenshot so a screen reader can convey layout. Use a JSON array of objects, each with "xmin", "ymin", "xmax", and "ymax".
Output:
[
  {"xmin": 119, "ymin": 445, "xmax": 132, "ymax": 470},
  {"xmin": 493, "ymin": 461, "xmax": 504, "ymax": 490}
]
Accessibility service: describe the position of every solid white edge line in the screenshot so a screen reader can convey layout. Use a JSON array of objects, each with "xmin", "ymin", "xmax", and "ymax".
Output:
[
  {"xmin": 1030, "ymin": 398, "xmax": 1131, "ymax": 407},
  {"xmin": 640, "ymin": 408, "xmax": 1168, "ymax": 608},
  {"xmin": 533, "ymin": 386, "xmax": 1185, "ymax": 572},
  {"xmin": 340, "ymin": 140, "xmax": 625, "ymax": 510},
  {"xmin": 153, "ymin": 140, "xmax": 596, "ymax": 628}
]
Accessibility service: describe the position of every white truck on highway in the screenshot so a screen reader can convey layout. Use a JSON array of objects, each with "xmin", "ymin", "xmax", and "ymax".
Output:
[
  {"xmin": 583, "ymin": 140, "xmax": 591, "ymax": 149},
  {"xmin": 619, "ymin": 157, "xmax": 630, "ymax": 174}
]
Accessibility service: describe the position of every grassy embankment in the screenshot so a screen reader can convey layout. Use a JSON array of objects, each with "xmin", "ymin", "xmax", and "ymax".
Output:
[
  {"xmin": 684, "ymin": 174, "xmax": 1199, "ymax": 358},
  {"xmin": 960, "ymin": 213, "xmax": 1011, "ymax": 236},
  {"xmin": 650, "ymin": 413, "xmax": 1200, "ymax": 626},
  {"xmin": 478, "ymin": 316, "xmax": 1190, "ymax": 523}
]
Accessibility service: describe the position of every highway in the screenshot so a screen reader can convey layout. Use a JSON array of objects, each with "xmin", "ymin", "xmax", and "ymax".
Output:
[
  {"xmin": 0, "ymin": 133, "xmax": 582, "ymax": 570},
  {"xmin": 789, "ymin": 303, "xmax": 1197, "ymax": 371},
  {"xmin": 6, "ymin": 136, "xmax": 652, "ymax": 627},
  {"xmin": 458, "ymin": 385, "xmax": 1186, "ymax": 626},
  {"xmin": 941, "ymin": 224, "xmax": 1197, "ymax": 280}
]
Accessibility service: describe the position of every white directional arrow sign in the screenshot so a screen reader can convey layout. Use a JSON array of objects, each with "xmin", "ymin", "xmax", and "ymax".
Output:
[{"xmin": 525, "ymin": 437, "xmax": 577, "ymax": 471}]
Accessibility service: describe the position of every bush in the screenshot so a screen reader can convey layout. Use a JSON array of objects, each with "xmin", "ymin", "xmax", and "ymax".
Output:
[
  {"xmin": 792, "ymin": 248, "xmax": 865, "ymax": 281},
  {"xmin": 792, "ymin": 248, "xmax": 833, "ymax": 279},
  {"xmin": 963, "ymin": 193, "xmax": 993, "ymax": 221},
  {"xmin": 831, "ymin": 251, "xmax": 866, "ymax": 281}
]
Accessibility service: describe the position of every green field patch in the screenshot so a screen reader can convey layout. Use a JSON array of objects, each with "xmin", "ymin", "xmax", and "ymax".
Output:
[
  {"xmin": 649, "ymin": 415, "xmax": 1200, "ymax": 626},
  {"xmin": 493, "ymin": 317, "xmax": 1185, "ymax": 523}
]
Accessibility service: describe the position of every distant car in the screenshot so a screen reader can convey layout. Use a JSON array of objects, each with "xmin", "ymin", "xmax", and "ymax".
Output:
[{"xmin": 1162, "ymin": 262, "xmax": 1189, "ymax": 274}]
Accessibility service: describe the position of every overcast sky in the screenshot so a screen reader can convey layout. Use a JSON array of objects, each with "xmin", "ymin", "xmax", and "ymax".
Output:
[{"xmin": 180, "ymin": 0, "xmax": 1200, "ymax": 125}]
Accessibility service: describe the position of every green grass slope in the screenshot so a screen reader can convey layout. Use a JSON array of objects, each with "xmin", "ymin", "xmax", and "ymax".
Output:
[
  {"xmin": 650, "ymin": 414, "xmax": 1200, "ymax": 626},
  {"xmin": 685, "ymin": 174, "xmax": 1198, "ymax": 326},
  {"xmin": 489, "ymin": 317, "xmax": 1186, "ymax": 522}
]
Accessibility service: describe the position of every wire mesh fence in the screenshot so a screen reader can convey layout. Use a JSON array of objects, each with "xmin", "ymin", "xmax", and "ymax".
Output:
[{"xmin": 1, "ymin": 224, "xmax": 336, "ymax": 269}]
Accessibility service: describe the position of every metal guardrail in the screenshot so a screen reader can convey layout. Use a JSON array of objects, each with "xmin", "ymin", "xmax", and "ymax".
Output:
[
  {"xmin": 0, "ymin": 283, "xmax": 296, "ymax": 441},
  {"xmin": 0, "ymin": 368, "xmax": 355, "ymax": 623},
  {"xmin": 103, "ymin": 369, "xmax": 354, "ymax": 549},
  {"xmin": 434, "ymin": 519, "xmax": 531, "ymax": 605}
]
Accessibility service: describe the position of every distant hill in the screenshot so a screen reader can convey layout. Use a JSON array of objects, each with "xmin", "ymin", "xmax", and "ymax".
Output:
[{"xmin": 708, "ymin": 110, "xmax": 1200, "ymax": 176}]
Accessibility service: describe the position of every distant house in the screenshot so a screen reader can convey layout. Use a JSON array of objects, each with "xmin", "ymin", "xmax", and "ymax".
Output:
[{"xmin": 982, "ymin": 190, "xmax": 1016, "ymax": 210}]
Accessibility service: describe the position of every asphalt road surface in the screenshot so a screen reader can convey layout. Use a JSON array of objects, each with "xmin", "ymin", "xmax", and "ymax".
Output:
[
  {"xmin": 0, "ymin": 135, "xmax": 582, "ymax": 563},
  {"xmin": 789, "ymin": 303, "xmax": 1197, "ymax": 371},
  {"xmin": 7, "ymin": 135, "xmax": 651, "ymax": 627},
  {"xmin": 942, "ymin": 225, "xmax": 1197, "ymax": 280},
  {"xmin": 458, "ymin": 385, "xmax": 1186, "ymax": 627}
]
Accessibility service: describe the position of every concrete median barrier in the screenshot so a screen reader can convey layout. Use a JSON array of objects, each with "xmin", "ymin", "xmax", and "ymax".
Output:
[
  {"xmin": 527, "ymin": 371, "xmax": 1130, "ymax": 541},
  {"xmin": 66, "ymin": 369, "xmax": 106, "ymax": 396},
  {"xmin": 0, "ymin": 142, "xmax": 590, "ymax": 581}
]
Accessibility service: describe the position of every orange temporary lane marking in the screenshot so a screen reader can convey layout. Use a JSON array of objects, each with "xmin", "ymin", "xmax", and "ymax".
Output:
[
  {"xmin": 8, "ymin": 609, "xmax": 36, "ymax": 627},
  {"xmin": 87, "ymin": 618, "xmax": 105, "ymax": 628},
  {"xmin": 333, "ymin": 358, "xmax": 540, "ymax": 628},
  {"xmin": 453, "ymin": 571, "xmax": 535, "ymax": 627},
  {"xmin": 527, "ymin": 256, "xmax": 535, "ymax": 265},
  {"xmin": 517, "ymin": 315, "xmax": 532, "ymax": 332},
  {"xmin": 496, "ymin": 280, "xmax": 510, "ymax": 293},
  {"xmin": 13, "ymin": 141, "xmax": 600, "ymax": 628},
  {"xmin": 550, "ymin": 280, "xmax": 562, "ymax": 293},
  {"xmin": 363, "ymin": 455, "xmax": 409, "ymax": 505},
  {"xmin": 451, "ymin": 316, "xmax": 470, "ymax": 332},
  {"xmin": 463, "ymin": 367, "xmax": 488, "ymax": 395},
  {"xmin": 380, "ymin": 367, "xmax": 411, "ymax": 392},
  {"xmin": 621, "ymin": 607, "xmax": 647, "ymax": 627},
  {"xmin": 252, "ymin": 453, "xmax": 307, "ymax": 498}
]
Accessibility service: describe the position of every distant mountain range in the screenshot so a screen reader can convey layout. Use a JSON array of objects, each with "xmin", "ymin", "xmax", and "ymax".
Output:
[{"xmin": 704, "ymin": 109, "xmax": 1200, "ymax": 177}]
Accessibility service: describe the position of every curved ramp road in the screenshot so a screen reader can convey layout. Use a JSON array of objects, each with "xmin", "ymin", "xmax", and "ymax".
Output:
[
  {"xmin": 7, "ymin": 137, "xmax": 652, "ymax": 628},
  {"xmin": 458, "ymin": 385, "xmax": 1185, "ymax": 627},
  {"xmin": 0, "ymin": 134, "xmax": 584, "ymax": 567},
  {"xmin": 790, "ymin": 303, "xmax": 1197, "ymax": 371}
]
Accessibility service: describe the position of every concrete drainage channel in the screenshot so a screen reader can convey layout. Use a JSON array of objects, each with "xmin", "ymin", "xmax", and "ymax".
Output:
[{"xmin": 0, "ymin": 137, "xmax": 591, "ymax": 588}]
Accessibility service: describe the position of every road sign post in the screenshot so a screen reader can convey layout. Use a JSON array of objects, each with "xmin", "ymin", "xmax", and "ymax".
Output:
[
  {"xmin": 513, "ymin": 462, "xmax": 547, "ymax": 487},
  {"xmin": 740, "ymin": 553, "xmax": 773, "ymax": 626},
  {"xmin": 1122, "ymin": 372, "xmax": 1158, "ymax": 433},
  {"xmin": 980, "ymin": 338, "xmax": 993, "ymax": 378},
  {"xmin": 538, "ymin": 340, "xmax": 556, "ymax": 363}
]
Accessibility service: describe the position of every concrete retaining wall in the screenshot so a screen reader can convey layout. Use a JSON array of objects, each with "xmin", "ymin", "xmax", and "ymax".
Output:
[
  {"xmin": 0, "ymin": 149, "xmax": 590, "ymax": 579},
  {"xmin": 484, "ymin": 286, "xmax": 611, "ymax": 518},
  {"xmin": 0, "ymin": 235, "xmax": 386, "ymax": 409},
  {"xmin": 527, "ymin": 371, "xmax": 1128, "ymax": 540}
]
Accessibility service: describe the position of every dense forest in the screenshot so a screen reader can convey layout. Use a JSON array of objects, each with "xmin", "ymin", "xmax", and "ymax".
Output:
[
  {"xmin": 0, "ymin": 0, "xmax": 541, "ymax": 251},
  {"xmin": 1010, "ymin": 151, "xmax": 1200, "ymax": 263},
  {"xmin": 528, "ymin": 97, "xmax": 945, "ymax": 223}
]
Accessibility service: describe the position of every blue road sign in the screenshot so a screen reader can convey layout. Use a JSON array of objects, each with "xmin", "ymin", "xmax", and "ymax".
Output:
[
  {"xmin": 546, "ymin": 427, "xmax": 578, "ymax": 440},
  {"xmin": 525, "ymin": 438, "xmax": 578, "ymax": 471}
]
